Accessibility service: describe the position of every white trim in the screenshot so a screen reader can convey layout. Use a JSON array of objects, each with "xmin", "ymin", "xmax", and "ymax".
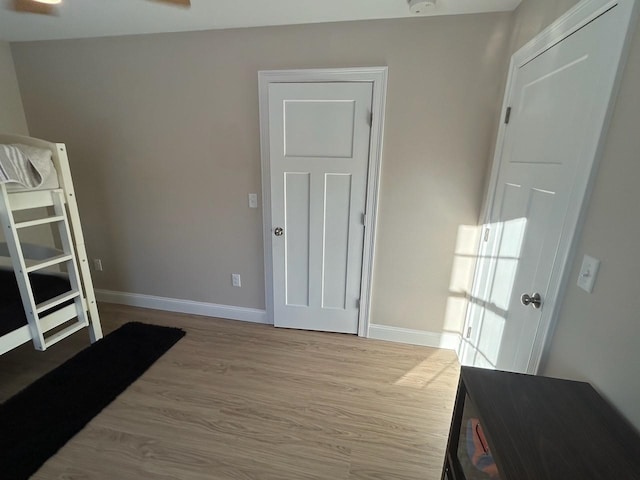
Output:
[
  {"xmin": 368, "ymin": 324, "xmax": 461, "ymax": 351},
  {"xmin": 258, "ymin": 67, "xmax": 388, "ymax": 338},
  {"xmin": 0, "ymin": 325, "xmax": 32, "ymax": 356},
  {"xmin": 95, "ymin": 289, "xmax": 269, "ymax": 324},
  {"xmin": 469, "ymin": 0, "xmax": 639, "ymax": 374},
  {"xmin": 514, "ymin": 0, "xmax": 619, "ymax": 68}
]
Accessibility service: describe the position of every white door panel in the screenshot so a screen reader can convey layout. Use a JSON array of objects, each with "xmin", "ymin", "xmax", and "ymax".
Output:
[
  {"xmin": 463, "ymin": 3, "xmax": 635, "ymax": 373},
  {"xmin": 322, "ymin": 173, "xmax": 353, "ymax": 309},
  {"xmin": 269, "ymin": 82, "xmax": 373, "ymax": 333},
  {"xmin": 283, "ymin": 172, "xmax": 311, "ymax": 307},
  {"xmin": 284, "ymin": 101, "xmax": 356, "ymax": 158}
]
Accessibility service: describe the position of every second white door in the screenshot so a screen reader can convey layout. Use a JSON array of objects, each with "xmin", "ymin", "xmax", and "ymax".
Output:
[
  {"xmin": 462, "ymin": 2, "xmax": 634, "ymax": 373},
  {"xmin": 268, "ymin": 82, "xmax": 373, "ymax": 333}
]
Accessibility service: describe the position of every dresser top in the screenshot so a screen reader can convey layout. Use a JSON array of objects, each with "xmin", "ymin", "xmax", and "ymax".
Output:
[{"xmin": 461, "ymin": 367, "xmax": 640, "ymax": 480}]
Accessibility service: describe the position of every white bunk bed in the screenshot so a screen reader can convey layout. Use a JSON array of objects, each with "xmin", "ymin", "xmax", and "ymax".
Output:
[{"xmin": 0, "ymin": 134, "xmax": 102, "ymax": 355}]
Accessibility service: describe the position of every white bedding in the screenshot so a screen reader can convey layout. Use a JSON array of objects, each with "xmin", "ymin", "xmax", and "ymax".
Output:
[
  {"xmin": 5, "ymin": 169, "xmax": 60, "ymax": 191},
  {"xmin": 0, "ymin": 144, "xmax": 59, "ymax": 191}
]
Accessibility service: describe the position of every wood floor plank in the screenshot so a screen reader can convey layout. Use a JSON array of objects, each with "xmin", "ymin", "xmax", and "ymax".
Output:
[{"xmin": 0, "ymin": 303, "xmax": 459, "ymax": 479}]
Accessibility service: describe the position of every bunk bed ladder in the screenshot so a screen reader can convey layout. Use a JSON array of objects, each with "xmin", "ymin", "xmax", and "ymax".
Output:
[
  {"xmin": 55, "ymin": 143, "xmax": 103, "ymax": 344},
  {"xmin": 0, "ymin": 186, "xmax": 89, "ymax": 351}
]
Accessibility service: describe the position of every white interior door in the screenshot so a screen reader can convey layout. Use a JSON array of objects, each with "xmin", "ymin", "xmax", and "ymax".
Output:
[
  {"xmin": 462, "ymin": 2, "xmax": 636, "ymax": 373},
  {"xmin": 267, "ymin": 82, "xmax": 373, "ymax": 333}
]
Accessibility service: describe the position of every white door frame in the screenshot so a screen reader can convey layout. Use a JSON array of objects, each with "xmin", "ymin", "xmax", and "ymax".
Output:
[
  {"xmin": 467, "ymin": 0, "xmax": 638, "ymax": 373},
  {"xmin": 258, "ymin": 67, "xmax": 388, "ymax": 337}
]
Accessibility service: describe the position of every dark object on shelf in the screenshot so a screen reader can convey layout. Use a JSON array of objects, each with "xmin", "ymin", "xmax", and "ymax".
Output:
[{"xmin": 442, "ymin": 367, "xmax": 640, "ymax": 480}]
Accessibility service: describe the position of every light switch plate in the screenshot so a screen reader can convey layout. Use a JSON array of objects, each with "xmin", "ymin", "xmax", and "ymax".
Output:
[
  {"xmin": 248, "ymin": 193, "xmax": 258, "ymax": 209},
  {"xmin": 577, "ymin": 255, "xmax": 600, "ymax": 293},
  {"xmin": 231, "ymin": 274, "xmax": 242, "ymax": 287}
]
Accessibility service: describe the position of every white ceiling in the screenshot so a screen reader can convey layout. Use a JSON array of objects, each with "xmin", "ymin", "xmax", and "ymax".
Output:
[{"xmin": 0, "ymin": 0, "xmax": 521, "ymax": 42}]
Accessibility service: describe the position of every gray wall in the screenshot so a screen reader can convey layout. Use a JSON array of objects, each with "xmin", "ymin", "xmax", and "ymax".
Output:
[
  {"xmin": 0, "ymin": 42, "xmax": 28, "ymax": 135},
  {"xmin": 506, "ymin": 0, "xmax": 640, "ymax": 430},
  {"xmin": 0, "ymin": 42, "xmax": 55, "ymax": 249},
  {"xmin": 11, "ymin": 13, "xmax": 511, "ymax": 334}
]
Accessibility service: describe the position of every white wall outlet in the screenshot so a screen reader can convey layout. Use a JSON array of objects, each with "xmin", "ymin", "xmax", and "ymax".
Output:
[
  {"xmin": 231, "ymin": 273, "xmax": 242, "ymax": 287},
  {"xmin": 93, "ymin": 259, "xmax": 103, "ymax": 272},
  {"xmin": 577, "ymin": 255, "xmax": 600, "ymax": 293},
  {"xmin": 248, "ymin": 193, "xmax": 258, "ymax": 209}
]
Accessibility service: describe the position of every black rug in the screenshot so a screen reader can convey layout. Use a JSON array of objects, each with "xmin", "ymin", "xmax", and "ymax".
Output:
[{"xmin": 0, "ymin": 322, "xmax": 185, "ymax": 480}]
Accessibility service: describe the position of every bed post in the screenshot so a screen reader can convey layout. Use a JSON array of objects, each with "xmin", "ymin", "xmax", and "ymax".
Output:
[{"xmin": 54, "ymin": 143, "xmax": 103, "ymax": 342}]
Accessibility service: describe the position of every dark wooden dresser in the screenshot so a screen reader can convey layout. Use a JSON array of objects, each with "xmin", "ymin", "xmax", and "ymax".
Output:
[{"xmin": 442, "ymin": 367, "xmax": 640, "ymax": 480}]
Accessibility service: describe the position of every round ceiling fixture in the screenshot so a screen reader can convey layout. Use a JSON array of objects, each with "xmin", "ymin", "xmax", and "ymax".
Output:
[{"xmin": 408, "ymin": 0, "xmax": 436, "ymax": 15}]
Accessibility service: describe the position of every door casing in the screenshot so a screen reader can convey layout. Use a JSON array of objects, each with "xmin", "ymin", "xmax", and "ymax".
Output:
[
  {"xmin": 258, "ymin": 67, "xmax": 388, "ymax": 336},
  {"xmin": 465, "ymin": 0, "xmax": 639, "ymax": 373}
]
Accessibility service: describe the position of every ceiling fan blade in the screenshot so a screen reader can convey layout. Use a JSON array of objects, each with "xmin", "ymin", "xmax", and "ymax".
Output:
[
  {"xmin": 147, "ymin": 0, "xmax": 191, "ymax": 7},
  {"xmin": 11, "ymin": 0, "xmax": 58, "ymax": 15}
]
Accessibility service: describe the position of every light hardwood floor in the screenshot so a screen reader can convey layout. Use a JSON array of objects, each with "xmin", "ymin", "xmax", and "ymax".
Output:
[{"xmin": 0, "ymin": 303, "xmax": 460, "ymax": 479}]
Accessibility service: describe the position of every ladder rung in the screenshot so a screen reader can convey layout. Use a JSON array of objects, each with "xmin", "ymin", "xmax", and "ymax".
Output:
[
  {"xmin": 44, "ymin": 321, "xmax": 87, "ymax": 348},
  {"xmin": 36, "ymin": 290, "xmax": 81, "ymax": 314},
  {"xmin": 15, "ymin": 215, "xmax": 65, "ymax": 229},
  {"xmin": 26, "ymin": 254, "xmax": 73, "ymax": 273},
  {"xmin": 39, "ymin": 303, "xmax": 80, "ymax": 333}
]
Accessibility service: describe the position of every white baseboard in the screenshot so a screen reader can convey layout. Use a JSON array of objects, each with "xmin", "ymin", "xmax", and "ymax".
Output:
[
  {"xmin": 93, "ymin": 291, "xmax": 457, "ymax": 351},
  {"xmin": 95, "ymin": 289, "xmax": 269, "ymax": 324},
  {"xmin": 368, "ymin": 324, "xmax": 461, "ymax": 351}
]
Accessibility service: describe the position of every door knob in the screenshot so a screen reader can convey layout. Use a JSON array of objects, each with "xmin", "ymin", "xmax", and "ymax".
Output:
[
  {"xmin": 274, "ymin": 227, "xmax": 284, "ymax": 237},
  {"xmin": 521, "ymin": 292, "xmax": 542, "ymax": 309}
]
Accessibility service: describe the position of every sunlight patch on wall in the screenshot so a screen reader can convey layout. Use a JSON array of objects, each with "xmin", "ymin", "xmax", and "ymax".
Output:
[{"xmin": 443, "ymin": 224, "xmax": 481, "ymax": 333}]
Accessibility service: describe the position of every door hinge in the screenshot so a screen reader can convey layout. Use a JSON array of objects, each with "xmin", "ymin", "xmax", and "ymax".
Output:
[
  {"xmin": 504, "ymin": 106, "xmax": 512, "ymax": 124},
  {"xmin": 362, "ymin": 212, "xmax": 366, "ymax": 225},
  {"xmin": 356, "ymin": 298, "xmax": 361, "ymax": 309},
  {"xmin": 368, "ymin": 111, "xmax": 373, "ymax": 127},
  {"xmin": 484, "ymin": 228, "xmax": 490, "ymax": 242},
  {"xmin": 466, "ymin": 326, "xmax": 472, "ymax": 339}
]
